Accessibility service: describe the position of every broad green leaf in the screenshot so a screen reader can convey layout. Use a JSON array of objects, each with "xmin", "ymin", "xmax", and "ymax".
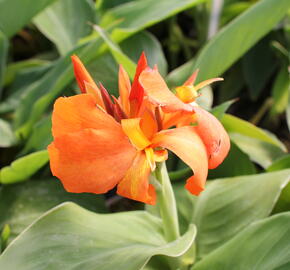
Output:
[
  {"xmin": 210, "ymin": 99, "xmax": 236, "ymax": 120},
  {"xmin": 242, "ymin": 36, "xmax": 277, "ymax": 100},
  {"xmin": 230, "ymin": 133, "xmax": 286, "ymax": 168},
  {"xmin": 218, "ymin": 63, "xmax": 244, "ymax": 103},
  {"xmin": 15, "ymin": 0, "xmax": 201, "ymax": 137},
  {"xmin": 192, "ymin": 213, "xmax": 290, "ymax": 270},
  {"xmin": 34, "ymin": 0, "xmax": 96, "ymax": 55},
  {"xmin": 0, "ymin": 150, "xmax": 49, "ymax": 184},
  {"xmin": 101, "ymin": 0, "xmax": 206, "ymax": 40},
  {"xmin": 0, "ymin": 0, "xmax": 57, "ymax": 37},
  {"xmin": 0, "ymin": 64, "xmax": 51, "ymax": 114},
  {"xmin": 208, "ymin": 141, "xmax": 256, "ymax": 179},
  {"xmin": 0, "ymin": 203, "xmax": 196, "ymax": 270},
  {"xmin": 167, "ymin": 0, "xmax": 290, "ymax": 86},
  {"xmin": 0, "ymin": 119, "xmax": 17, "ymax": 148},
  {"xmin": 270, "ymin": 65, "xmax": 290, "ymax": 115},
  {"xmin": 267, "ymin": 154, "xmax": 290, "ymax": 172},
  {"xmin": 3, "ymin": 59, "xmax": 49, "ymax": 87},
  {"xmin": 174, "ymin": 170, "xmax": 290, "ymax": 258},
  {"xmin": 93, "ymin": 25, "xmax": 136, "ymax": 79},
  {"xmin": 221, "ymin": 114, "xmax": 286, "ymax": 150},
  {"xmin": 0, "ymin": 31, "xmax": 8, "ymax": 96},
  {"xmin": 21, "ymin": 115, "xmax": 52, "ymax": 155},
  {"xmin": 287, "ymin": 94, "xmax": 290, "ymax": 131},
  {"xmin": 0, "ymin": 180, "xmax": 106, "ymax": 242},
  {"xmin": 0, "ymin": 224, "xmax": 10, "ymax": 252}
]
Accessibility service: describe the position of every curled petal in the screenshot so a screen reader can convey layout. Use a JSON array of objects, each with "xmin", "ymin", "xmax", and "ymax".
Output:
[
  {"xmin": 51, "ymin": 94, "xmax": 120, "ymax": 138},
  {"xmin": 48, "ymin": 128, "xmax": 136, "ymax": 194},
  {"xmin": 118, "ymin": 65, "xmax": 131, "ymax": 115},
  {"xmin": 71, "ymin": 55, "xmax": 97, "ymax": 93},
  {"xmin": 194, "ymin": 106, "xmax": 230, "ymax": 169},
  {"xmin": 152, "ymin": 126, "xmax": 208, "ymax": 195},
  {"xmin": 139, "ymin": 68, "xmax": 193, "ymax": 113},
  {"xmin": 183, "ymin": 69, "xmax": 199, "ymax": 86},
  {"xmin": 129, "ymin": 52, "xmax": 148, "ymax": 117},
  {"xmin": 121, "ymin": 118, "xmax": 151, "ymax": 150},
  {"xmin": 194, "ymin": 78, "xmax": 224, "ymax": 91},
  {"xmin": 84, "ymin": 82, "xmax": 105, "ymax": 109},
  {"xmin": 117, "ymin": 151, "xmax": 156, "ymax": 205}
]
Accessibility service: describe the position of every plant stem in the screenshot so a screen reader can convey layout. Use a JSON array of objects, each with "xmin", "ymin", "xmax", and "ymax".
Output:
[{"xmin": 154, "ymin": 162, "xmax": 180, "ymax": 242}]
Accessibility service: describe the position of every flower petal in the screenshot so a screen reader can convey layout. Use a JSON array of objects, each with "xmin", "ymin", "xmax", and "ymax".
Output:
[
  {"xmin": 48, "ymin": 128, "xmax": 136, "ymax": 194},
  {"xmin": 118, "ymin": 65, "xmax": 131, "ymax": 116},
  {"xmin": 183, "ymin": 69, "xmax": 199, "ymax": 86},
  {"xmin": 194, "ymin": 106, "xmax": 230, "ymax": 169},
  {"xmin": 121, "ymin": 118, "xmax": 151, "ymax": 150},
  {"xmin": 129, "ymin": 52, "xmax": 148, "ymax": 117},
  {"xmin": 71, "ymin": 55, "xmax": 97, "ymax": 93},
  {"xmin": 139, "ymin": 68, "xmax": 193, "ymax": 113},
  {"xmin": 117, "ymin": 151, "xmax": 156, "ymax": 205},
  {"xmin": 51, "ymin": 94, "xmax": 120, "ymax": 138},
  {"xmin": 152, "ymin": 126, "xmax": 208, "ymax": 195}
]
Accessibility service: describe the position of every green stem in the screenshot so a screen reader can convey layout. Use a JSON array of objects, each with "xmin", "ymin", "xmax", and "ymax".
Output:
[{"xmin": 154, "ymin": 162, "xmax": 180, "ymax": 242}]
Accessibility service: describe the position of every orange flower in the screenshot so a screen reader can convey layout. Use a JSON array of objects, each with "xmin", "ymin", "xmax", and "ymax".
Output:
[{"xmin": 48, "ymin": 53, "xmax": 229, "ymax": 205}]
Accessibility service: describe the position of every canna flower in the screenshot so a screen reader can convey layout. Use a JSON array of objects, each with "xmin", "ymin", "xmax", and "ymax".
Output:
[{"xmin": 48, "ymin": 53, "xmax": 230, "ymax": 205}]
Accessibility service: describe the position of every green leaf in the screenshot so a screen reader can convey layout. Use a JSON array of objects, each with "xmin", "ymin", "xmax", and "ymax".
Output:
[
  {"xmin": 230, "ymin": 133, "xmax": 286, "ymax": 168},
  {"xmin": 270, "ymin": 65, "xmax": 290, "ymax": 115},
  {"xmin": 174, "ymin": 170, "xmax": 290, "ymax": 258},
  {"xmin": 3, "ymin": 59, "xmax": 49, "ymax": 87},
  {"xmin": 287, "ymin": 94, "xmax": 290, "ymax": 131},
  {"xmin": 0, "ymin": 31, "xmax": 8, "ymax": 96},
  {"xmin": 0, "ymin": 0, "xmax": 57, "ymax": 37},
  {"xmin": 267, "ymin": 154, "xmax": 290, "ymax": 172},
  {"xmin": 0, "ymin": 119, "xmax": 17, "ymax": 148},
  {"xmin": 192, "ymin": 213, "xmax": 290, "ymax": 270},
  {"xmin": 210, "ymin": 99, "xmax": 236, "ymax": 120},
  {"xmin": 21, "ymin": 115, "xmax": 52, "ymax": 154},
  {"xmin": 218, "ymin": 63, "xmax": 244, "ymax": 103},
  {"xmin": 0, "ymin": 203, "xmax": 196, "ymax": 270},
  {"xmin": 167, "ymin": 0, "xmax": 290, "ymax": 86},
  {"xmin": 101, "ymin": 0, "xmax": 206, "ymax": 40},
  {"xmin": 0, "ymin": 180, "xmax": 106, "ymax": 243},
  {"xmin": 0, "ymin": 224, "xmax": 10, "ymax": 252},
  {"xmin": 0, "ymin": 150, "xmax": 49, "ymax": 184},
  {"xmin": 242, "ymin": 36, "xmax": 277, "ymax": 100},
  {"xmin": 208, "ymin": 141, "xmax": 256, "ymax": 179},
  {"xmin": 15, "ymin": 0, "xmax": 201, "ymax": 137},
  {"xmin": 221, "ymin": 114, "xmax": 286, "ymax": 150},
  {"xmin": 93, "ymin": 25, "xmax": 136, "ymax": 79},
  {"xmin": 34, "ymin": 0, "xmax": 96, "ymax": 55}
]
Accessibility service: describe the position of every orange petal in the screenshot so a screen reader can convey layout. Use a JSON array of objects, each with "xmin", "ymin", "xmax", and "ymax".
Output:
[
  {"xmin": 117, "ymin": 151, "xmax": 156, "ymax": 205},
  {"xmin": 129, "ymin": 52, "xmax": 148, "ymax": 117},
  {"xmin": 121, "ymin": 118, "xmax": 151, "ymax": 150},
  {"xmin": 183, "ymin": 69, "xmax": 199, "ymax": 86},
  {"xmin": 152, "ymin": 126, "xmax": 208, "ymax": 195},
  {"xmin": 84, "ymin": 82, "xmax": 105, "ymax": 109},
  {"xmin": 118, "ymin": 65, "xmax": 131, "ymax": 116},
  {"xmin": 51, "ymin": 93, "xmax": 120, "ymax": 138},
  {"xmin": 194, "ymin": 78, "xmax": 224, "ymax": 91},
  {"xmin": 139, "ymin": 68, "xmax": 194, "ymax": 113},
  {"xmin": 48, "ymin": 128, "xmax": 136, "ymax": 194},
  {"xmin": 71, "ymin": 55, "xmax": 97, "ymax": 93},
  {"xmin": 140, "ymin": 108, "xmax": 158, "ymax": 140},
  {"xmin": 193, "ymin": 106, "xmax": 230, "ymax": 169}
]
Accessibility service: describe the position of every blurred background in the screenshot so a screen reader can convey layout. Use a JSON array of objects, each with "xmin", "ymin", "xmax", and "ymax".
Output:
[{"xmin": 0, "ymin": 0, "xmax": 289, "ymax": 247}]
